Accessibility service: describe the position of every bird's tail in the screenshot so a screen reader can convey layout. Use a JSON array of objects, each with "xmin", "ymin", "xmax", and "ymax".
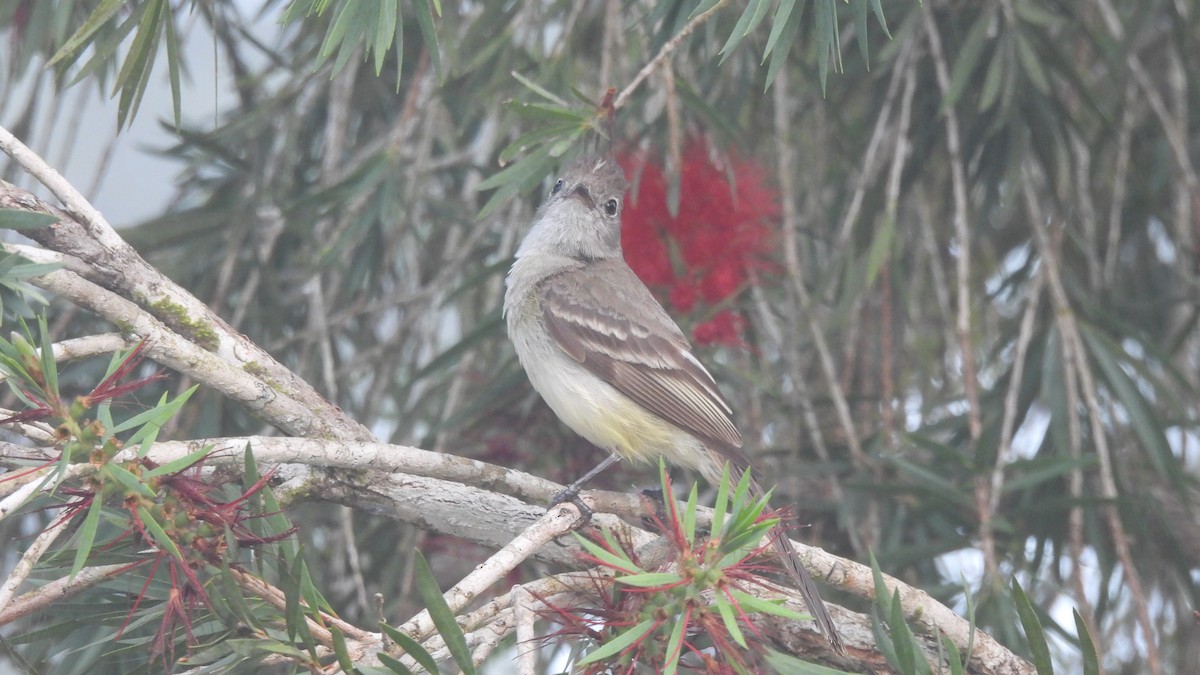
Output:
[{"xmin": 717, "ymin": 456, "xmax": 845, "ymax": 654}]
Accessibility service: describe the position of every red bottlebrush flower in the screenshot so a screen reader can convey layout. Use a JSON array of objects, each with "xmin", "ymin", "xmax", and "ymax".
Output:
[
  {"xmin": 619, "ymin": 140, "xmax": 779, "ymax": 346},
  {"xmin": 693, "ymin": 311, "xmax": 746, "ymax": 347},
  {"xmin": 536, "ymin": 469, "xmax": 787, "ymax": 673},
  {"xmin": 668, "ymin": 281, "xmax": 697, "ymax": 312}
]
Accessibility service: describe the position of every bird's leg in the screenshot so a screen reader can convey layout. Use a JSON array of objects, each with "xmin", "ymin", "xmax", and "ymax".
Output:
[{"xmin": 550, "ymin": 454, "xmax": 623, "ymax": 524}]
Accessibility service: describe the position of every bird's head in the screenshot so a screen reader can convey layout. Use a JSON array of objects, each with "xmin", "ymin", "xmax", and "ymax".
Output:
[{"xmin": 516, "ymin": 156, "xmax": 629, "ymax": 262}]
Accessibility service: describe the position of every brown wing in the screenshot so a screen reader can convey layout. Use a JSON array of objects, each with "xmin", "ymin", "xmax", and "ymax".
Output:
[{"xmin": 540, "ymin": 259, "xmax": 742, "ymax": 450}]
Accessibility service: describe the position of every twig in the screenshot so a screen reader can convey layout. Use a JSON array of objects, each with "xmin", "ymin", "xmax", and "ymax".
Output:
[
  {"xmin": 0, "ymin": 511, "xmax": 73, "ymax": 615},
  {"xmin": 0, "ymin": 464, "xmax": 90, "ymax": 522},
  {"xmin": 230, "ymin": 567, "xmax": 373, "ymax": 646},
  {"xmin": 390, "ymin": 503, "xmax": 583, "ymax": 645},
  {"xmin": 0, "ymin": 134, "xmax": 374, "ymax": 443},
  {"xmin": 513, "ymin": 585, "xmax": 539, "ymax": 675},
  {"xmin": 613, "ymin": 0, "xmax": 731, "ymax": 110},
  {"xmin": 1024, "ymin": 169, "xmax": 1157, "ymax": 673},
  {"xmin": 922, "ymin": 6, "xmax": 982, "ymax": 444},
  {"xmin": 1103, "ymin": 83, "xmax": 1137, "ymax": 285},
  {"xmin": 0, "ymin": 413, "xmax": 57, "ymax": 447},
  {"xmin": 0, "ymin": 563, "xmax": 130, "ymax": 626},
  {"xmin": 983, "ymin": 270, "xmax": 1044, "ymax": 582},
  {"xmin": 879, "ymin": 48, "xmax": 919, "ymax": 451},
  {"xmin": 5, "ymin": 262, "xmax": 340, "ymax": 444},
  {"xmin": 772, "ymin": 57, "xmax": 868, "ymax": 468},
  {"xmin": 836, "ymin": 37, "xmax": 915, "ymax": 246}
]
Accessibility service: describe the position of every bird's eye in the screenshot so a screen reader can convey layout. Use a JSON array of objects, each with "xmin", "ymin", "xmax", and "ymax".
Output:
[
  {"xmin": 551, "ymin": 179, "xmax": 564, "ymax": 195},
  {"xmin": 604, "ymin": 198, "xmax": 619, "ymax": 216}
]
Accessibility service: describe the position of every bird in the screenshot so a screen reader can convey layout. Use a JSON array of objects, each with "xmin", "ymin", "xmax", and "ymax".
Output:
[{"xmin": 503, "ymin": 154, "xmax": 843, "ymax": 653}]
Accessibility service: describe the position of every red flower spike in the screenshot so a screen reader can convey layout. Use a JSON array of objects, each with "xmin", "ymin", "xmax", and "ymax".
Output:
[
  {"xmin": 82, "ymin": 340, "xmax": 167, "ymax": 408},
  {"xmin": 693, "ymin": 311, "xmax": 747, "ymax": 347},
  {"xmin": 536, "ymin": 471, "xmax": 791, "ymax": 672},
  {"xmin": 668, "ymin": 282, "xmax": 697, "ymax": 312},
  {"xmin": 619, "ymin": 140, "xmax": 779, "ymax": 346}
]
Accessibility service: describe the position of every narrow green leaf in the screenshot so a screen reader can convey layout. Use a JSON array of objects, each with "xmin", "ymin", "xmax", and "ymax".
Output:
[
  {"xmin": 69, "ymin": 493, "xmax": 105, "ymax": 581},
  {"xmin": 944, "ymin": 10, "xmax": 995, "ymax": 109},
  {"xmin": 476, "ymin": 147, "xmax": 553, "ymax": 219},
  {"xmin": 217, "ymin": 559, "xmax": 263, "ymax": 629},
  {"xmin": 730, "ymin": 465, "xmax": 754, "ymax": 526},
  {"xmin": 136, "ymin": 505, "xmax": 183, "ymax": 561},
  {"xmin": 978, "ymin": 38, "xmax": 1008, "ymax": 112},
  {"xmin": 716, "ymin": 595, "xmax": 749, "ymax": 648},
  {"xmin": 941, "ymin": 634, "xmax": 965, "ymax": 675},
  {"xmin": 281, "ymin": 0, "xmax": 321, "ymax": 24},
  {"xmin": 36, "ymin": 315, "xmax": 57, "ymax": 407},
  {"xmin": 962, "ymin": 575, "xmax": 978, "ymax": 664},
  {"xmin": 414, "ymin": 551, "xmax": 476, "ymax": 675},
  {"xmin": 616, "ymin": 572, "xmax": 684, "ymax": 587},
  {"xmin": 869, "ymin": 0, "xmax": 890, "ymax": 38},
  {"xmin": 281, "ymin": 547, "xmax": 318, "ymax": 654},
  {"xmin": 662, "ymin": 611, "xmax": 688, "ymax": 675},
  {"xmin": 1073, "ymin": 609, "xmax": 1100, "ymax": 675},
  {"xmin": 765, "ymin": 0, "xmax": 806, "ymax": 88},
  {"xmin": 1002, "ymin": 455, "xmax": 1096, "ymax": 493},
  {"xmin": 1014, "ymin": 0, "xmax": 1058, "ymax": 27},
  {"xmin": 870, "ymin": 604, "xmax": 901, "ymax": 667},
  {"xmin": 104, "ymin": 463, "xmax": 156, "ymax": 499},
  {"xmin": 476, "ymin": 148, "xmax": 553, "ymax": 192},
  {"xmin": 415, "ymin": 0, "xmax": 442, "ymax": 82},
  {"xmin": 764, "ymin": 649, "xmax": 852, "ymax": 673},
  {"xmin": 0, "ymin": 209, "xmax": 58, "ymax": 231},
  {"xmin": 114, "ymin": 0, "xmax": 166, "ymax": 128},
  {"xmin": 318, "ymin": 0, "xmax": 360, "ymax": 60},
  {"xmin": 868, "ymin": 550, "xmax": 892, "ymax": 615},
  {"xmin": 331, "ymin": 627, "xmax": 355, "ymax": 672},
  {"xmin": 720, "ymin": 0, "xmax": 770, "ymax": 58},
  {"xmin": 114, "ymin": 386, "xmax": 197, "ymax": 449},
  {"xmin": 888, "ymin": 457, "xmax": 975, "ymax": 508},
  {"xmin": 683, "ymin": 481, "xmax": 699, "ymax": 545},
  {"xmin": 498, "ymin": 122, "xmax": 583, "ymax": 164},
  {"xmin": 573, "ymin": 530, "xmax": 643, "ymax": 571},
  {"xmin": 764, "ymin": 0, "xmax": 798, "ymax": 59},
  {"xmin": 576, "ymin": 619, "xmax": 657, "ymax": 666},
  {"xmin": 853, "ymin": 0, "xmax": 869, "ymax": 66},
  {"xmin": 142, "ymin": 446, "xmax": 211, "ymax": 479},
  {"xmin": 1014, "ymin": 31, "xmax": 1049, "ymax": 93},
  {"xmin": 46, "ymin": 0, "xmax": 125, "ymax": 67},
  {"xmin": 510, "ymin": 71, "xmax": 570, "ymax": 106},
  {"xmin": 863, "ymin": 215, "xmax": 896, "ymax": 288},
  {"xmin": 888, "ymin": 589, "xmax": 931, "ymax": 674},
  {"xmin": 1079, "ymin": 324, "xmax": 1176, "ymax": 483},
  {"xmin": 689, "ymin": 0, "xmax": 723, "ymax": 19},
  {"xmin": 813, "ymin": 0, "xmax": 840, "ymax": 95},
  {"xmin": 297, "ymin": 551, "xmax": 335, "ymax": 615},
  {"xmin": 1011, "ymin": 578, "xmax": 1053, "ymax": 675},
  {"xmin": 4, "ymin": 260, "xmax": 61, "ymax": 280},
  {"xmin": 97, "ymin": 400, "xmax": 115, "ymax": 438},
  {"xmin": 505, "ymin": 100, "xmax": 589, "ymax": 123},
  {"xmin": 729, "ymin": 589, "xmax": 809, "ymax": 621},
  {"xmin": 377, "ymin": 651, "xmax": 415, "ymax": 674},
  {"xmin": 374, "ymin": 0, "xmax": 399, "ymax": 76},
  {"xmin": 712, "ymin": 462, "xmax": 732, "ymax": 539},
  {"xmin": 380, "ymin": 623, "xmax": 438, "ymax": 674},
  {"xmin": 162, "ymin": 8, "xmax": 182, "ymax": 127}
]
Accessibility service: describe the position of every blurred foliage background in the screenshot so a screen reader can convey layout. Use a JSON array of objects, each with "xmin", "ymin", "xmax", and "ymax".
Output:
[{"xmin": 1, "ymin": 0, "xmax": 1198, "ymax": 672}]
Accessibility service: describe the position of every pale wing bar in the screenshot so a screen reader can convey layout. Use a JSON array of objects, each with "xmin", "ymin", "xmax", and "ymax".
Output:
[{"xmin": 541, "ymin": 277, "xmax": 742, "ymax": 450}]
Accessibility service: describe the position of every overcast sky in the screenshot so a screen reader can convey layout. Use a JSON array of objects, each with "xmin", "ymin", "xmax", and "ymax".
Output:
[{"xmin": 4, "ymin": 6, "xmax": 274, "ymax": 227}]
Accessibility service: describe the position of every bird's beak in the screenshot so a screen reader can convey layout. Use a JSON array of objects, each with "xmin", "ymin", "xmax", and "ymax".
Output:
[{"xmin": 567, "ymin": 184, "xmax": 595, "ymax": 209}]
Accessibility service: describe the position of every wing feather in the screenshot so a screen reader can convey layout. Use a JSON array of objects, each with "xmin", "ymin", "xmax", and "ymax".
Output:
[{"xmin": 540, "ymin": 260, "xmax": 742, "ymax": 450}]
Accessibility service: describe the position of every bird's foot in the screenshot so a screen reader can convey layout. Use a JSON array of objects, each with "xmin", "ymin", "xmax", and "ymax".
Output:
[{"xmin": 550, "ymin": 485, "xmax": 593, "ymax": 527}]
